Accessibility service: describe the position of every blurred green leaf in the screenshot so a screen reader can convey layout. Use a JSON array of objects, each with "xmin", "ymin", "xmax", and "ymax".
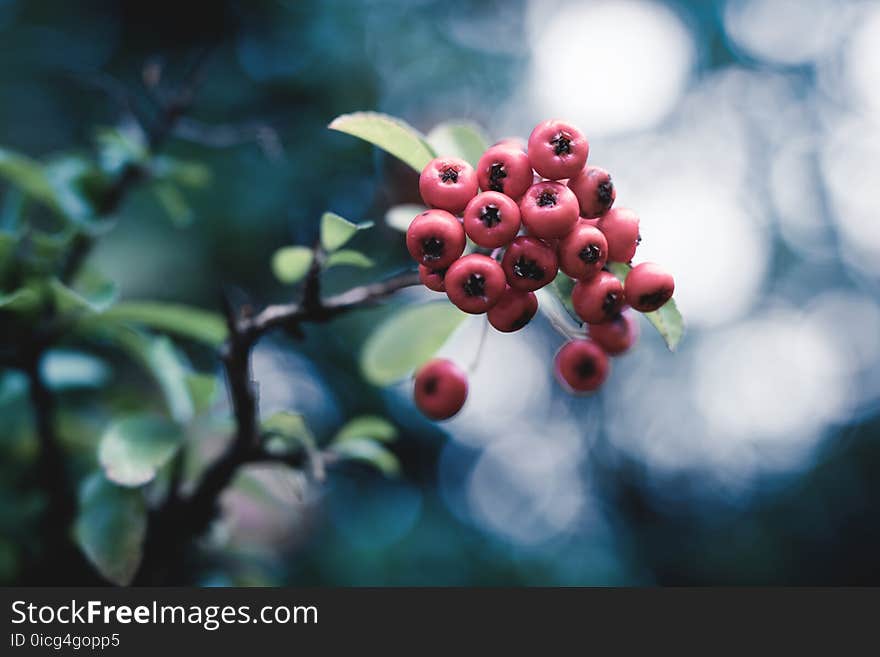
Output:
[
  {"xmin": 547, "ymin": 272, "xmax": 580, "ymax": 324},
  {"xmin": 99, "ymin": 301, "xmax": 227, "ymax": 348},
  {"xmin": 384, "ymin": 204, "xmax": 426, "ymax": 232},
  {"xmin": 361, "ymin": 302, "xmax": 467, "ymax": 386},
  {"xmin": 263, "ymin": 411, "xmax": 316, "ymax": 456},
  {"xmin": 329, "ymin": 112, "xmax": 436, "ymax": 172},
  {"xmin": 427, "ymin": 121, "xmax": 490, "ymax": 167},
  {"xmin": 42, "ymin": 349, "xmax": 111, "ymax": 390},
  {"xmin": 152, "ymin": 156, "xmax": 211, "ymax": 188},
  {"xmin": 50, "ymin": 266, "xmax": 118, "ymax": 314},
  {"xmin": 608, "ymin": 262, "xmax": 684, "ymax": 351},
  {"xmin": 74, "ymin": 473, "xmax": 146, "ymax": 586},
  {"xmin": 320, "ymin": 211, "xmax": 372, "ymax": 252},
  {"xmin": 98, "ymin": 414, "xmax": 183, "ymax": 487},
  {"xmin": 0, "ymin": 148, "xmax": 57, "ymax": 208},
  {"xmin": 330, "ymin": 437, "xmax": 400, "ymax": 477},
  {"xmin": 333, "ymin": 415, "xmax": 397, "ymax": 444},
  {"xmin": 272, "ymin": 246, "xmax": 313, "ymax": 284},
  {"xmin": 153, "ymin": 183, "xmax": 192, "ymax": 227},
  {"xmin": 96, "ymin": 125, "xmax": 148, "ymax": 175},
  {"xmin": 325, "ymin": 249, "xmax": 374, "ymax": 269},
  {"xmin": 186, "ymin": 373, "xmax": 217, "ymax": 414},
  {"xmin": 0, "ymin": 286, "xmax": 40, "ymax": 313},
  {"xmin": 44, "ymin": 155, "xmax": 106, "ymax": 226}
]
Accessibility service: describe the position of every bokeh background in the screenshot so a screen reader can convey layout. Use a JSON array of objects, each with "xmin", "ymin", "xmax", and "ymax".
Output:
[{"xmin": 2, "ymin": 0, "xmax": 879, "ymax": 584}]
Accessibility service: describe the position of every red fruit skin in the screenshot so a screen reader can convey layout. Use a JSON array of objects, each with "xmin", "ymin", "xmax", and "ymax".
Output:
[
  {"xmin": 571, "ymin": 271, "xmax": 625, "ymax": 324},
  {"xmin": 625, "ymin": 262, "xmax": 675, "ymax": 312},
  {"xmin": 589, "ymin": 310, "xmax": 640, "ymax": 355},
  {"xmin": 419, "ymin": 265, "xmax": 447, "ymax": 292},
  {"xmin": 554, "ymin": 339, "xmax": 610, "ymax": 393},
  {"xmin": 463, "ymin": 191, "xmax": 522, "ymax": 248},
  {"xmin": 519, "ymin": 181, "xmax": 579, "ymax": 239},
  {"xmin": 501, "ymin": 236, "xmax": 559, "ymax": 292},
  {"xmin": 406, "ymin": 209, "xmax": 466, "ymax": 269},
  {"xmin": 527, "ymin": 119, "xmax": 589, "ymax": 180},
  {"xmin": 414, "ymin": 358, "xmax": 468, "ymax": 420},
  {"xmin": 445, "ymin": 254, "xmax": 507, "ymax": 314},
  {"xmin": 476, "ymin": 144, "xmax": 533, "ymax": 200},
  {"xmin": 557, "ymin": 221, "xmax": 608, "ymax": 280},
  {"xmin": 487, "ymin": 287, "xmax": 538, "ymax": 333},
  {"xmin": 568, "ymin": 166, "xmax": 616, "ymax": 218},
  {"xmin": 596, "ymin": 207, "xmax": 640, "ymax": 263},
  {"xmin": 419, "ymin": 157, "xmax": 479, "ymax": 214}
]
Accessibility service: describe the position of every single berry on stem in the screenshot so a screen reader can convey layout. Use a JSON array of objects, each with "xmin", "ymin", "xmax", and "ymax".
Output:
[
  {"xmin": 463, "ymin": 191, "xmax": 521, "ymax": 248},
  {"xmin": 414, "ymin": 358, "xmax": 468, "ymax": 420},
  {"xmin": 554, "ymin": 339, "xmax": 610, "ymax": 393},
  {"xmin": 487, "ymin": 286, "xmax": 538, "ymax": 333},
  {"xmin": 476, "ymin": 143, "xmax": 533, "ymax": 199},
  {"xmin": 557, "ymin": 220, "xmax": 608, "ymax": 280},
  {"xmin": 589, "ymin": 310, "xmax": 639, "ymax": 355},
  {"xmin": 501, "ymin": 236, "xmax": 558, "ymax": 292},
  {"xmin": 445, "ymin": 253, "xmax": 507, "ymax": 314},
  {"xmin": 571, "ymin": 270, "xmax": 625, "ymax": 324},
  {"xmin": 624, "ymin": 262, "xmax": 675, "ymax": 312},
  {"xmin": 419, "ymin": 264, "xmax": 447, "ymax": 292},
  {"xmin": 406, "ymin": 209, "xmax": 466, "ymax": 269},
  {"xmin": 419, "ymin": 156, "xmax": 479, "ymax": 214},
  {"xmin": 519, "ymin": 181, "xmax": 579, "ymax": 239},
  {"xmin": 527, "ymin": 119, "xmax": 589, "ymax": 180},
  {"xmin": 596, "ymin": 207, "xmax": 640, "ymax": 263},
  {"xmin": 568, "ymin": 166, "xmax": 616, "ymax": 218}
]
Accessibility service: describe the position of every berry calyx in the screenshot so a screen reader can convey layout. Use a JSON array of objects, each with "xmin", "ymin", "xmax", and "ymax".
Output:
[
  {"xmin": 419, "ymin": 157, "xmax": 479, "ymax": 214},
  {"xmin": 624, "ymin": 262, "xmax": 675, "ymax": 312},
  {"xmin": 588, "ymin": 310, "xmax": 639, "ymax": 355},
  {"xmin": 596, "ymin": 207, "xmax": 640, "ymax": 263},
  {"xmin": 419, "ymin": 264, "xmax": 447, "ymax": 292},
  {"xmin": 527, "ymin": 119, "xmax": 589, "ymax": 180},
  {"xmin": 557, "ymin": 220, "xmax": 608, "ymax": 280},
  {"xmin": 487, "ymin": 286, "xmax": 538, "ymax": 333},
  {"xmin": 405, "ymin": 209, "xmax": 466, "ymax": 269},
  {"xmin": 413, "ymin": 358, "xmax": 468, "ymax": 420},
  {"xmin": 444, "ymin": 253, "xmax": 507, "ymax": 314},
  {"xmin": 568, "ymin": 166, "xmax": 616, "ymax": 218},
  {"xmin": 501, "ymin": 236, "xmax": 558, "ymax": 292},
  {"xmin": 571, "ymin": 270, "xmax": 625, "ymax": 324},
  {"xmin": 554, "ymin": 339, "xmax": 609, "ymax": 393},
  {"xmin": 463, "ymin": 191, "xmax": 521, "ymax": 249},
  {"xmin": 476, "ymin": 144, "xmax": 533, "ymax": 199},
  {"xmin": 519, "ymin": 181, "xmax": 579, "ymax": 239}
]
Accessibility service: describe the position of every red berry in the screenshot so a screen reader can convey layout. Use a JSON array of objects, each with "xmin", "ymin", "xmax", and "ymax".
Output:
[
  {"xmin": 589, "ymin": 310, "xmax": 639, "ymax": 355},
  {"xmin": 413, "ymin": 358, "xmax": 468, "ymax": 420},
  {"xmin": 487, "ymin": 286, "xmax": 538, "ymax": 333},
  {"xmin": 418, "ymin": 264, "xmax": 447, "ymax": 292},
  {"xmin": 596, "ymin": 207, "xmax": 640, "ymax": 263},
  {"xmin": 568, "ymin": 166, "xmax": 616, "ymax": 218},
  {"xmin": 463, "ymin": 191, "xmax": 521, "ymax": 249},
  {"xmin": 444, "ymin": 254, "xmax": 507, "ymax": 314},
  {"xmin": 625, "ymin": 262, "xmax": 675, "ymax": 312},
  {"xmin": 527, "ymin": 119, "xmax": 589, "ymax": 180},
  {"xmin": 571, "ymin": 271, "xmax": 625, "ymax": 324},
  {"xmin": 554, "ymin": 339, "xmax": 609, "ymax": 393},
  {"xmin": 557, "ymin": 220, "xmax": 608, "ymax": 280},
  {"xmin": 501, "ymin": 236, "xmax": 558, "ymax": 292},
  {"xmin": 419, "ymin": 157, "xmax": 479, "ymax": 214},
  {"xmin": 405, "ymin": 209, "xmax": 466, "ymax": 269},
  {"xmin": 476, "ymin": 144, "xmax": 533, "ymax": 199},
  {"xmin": 519, "ymin": 181, "xmax": 579, "ymax": 239}
]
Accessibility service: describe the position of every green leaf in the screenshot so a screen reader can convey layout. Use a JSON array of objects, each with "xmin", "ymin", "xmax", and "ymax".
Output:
[
  {"xmin": 384, "ymin": 204, "xmax": 426, "ymax": 232},
  {"xmin": 0, "ymin": 148, "xmax": 57, "ymax": 207},
  {"xmin": 151, "ymin": 156, "xmax": 211, "ymax": 188},
  {"xmin": 186, "ymin": 373, "xmax": 217, "ymax": 414},
  {"xmin": 0, "ymin": 286, "xmax": 40, "ymax": 313},
  {"xmin": 153, "ymin": 183, "xmax": 192, "ymax": 227},
  {"xmin": 426, "ymin": 121, "xmax": 490, "ymax": 167},
  {"xmin": 262, "ymin": 411, "xmax": 316, "ymax": 455},
  {"xmin": 608, "ymin": 263, "xmax": 685, "ymax": 351},
  {"xmin": 50, "ymin": 267, "xmax": 118, "ymax": 314},
  {"xmin": 333, "ymin": 415, "xmax": 397, "ymax": 444},
  {"xmin": 96, "ymin": 125, "xmax": 148, "ymax": 175},
  {"xmin": 329, "ymin": 112, "xmax": 436, "ymax": 172},
  {"xmin": 74, "ymin": 473, "xmax": 147, "ymax": 586},
  {"xmin": 44, "ymin": 155, "xmax": 105, "ymax": 226},
  {"xmin": 98, "ymin": 414, "xmax": 183, "ymax": 487},
  {"xmin": 330, "ymin": 437, "xmax": 400, "ymax": 477},
  {"xmin": 361, "ymin": 302, "xmax": 467, "ymax": 386},
  {"xmin": 325, "ymin": 249, "xmax": 374, "ymax": 269},
  {"xmin": 320, "ymin": 211, "xmax": 372, "ymax": 252},
  {"xmin": 272, "ymin": 246, "xmax": 313, "ymax": 284},
  {"xmin": 42, "ymin": 349, "xmax": 111, "ymax": 390},
  {"xmin": 548, "ymin": 272, "xmax": 580, "ymax": 323},
  {"xmin": 99, "ymin": 301, "xmax": 227, "ymax": 348}
]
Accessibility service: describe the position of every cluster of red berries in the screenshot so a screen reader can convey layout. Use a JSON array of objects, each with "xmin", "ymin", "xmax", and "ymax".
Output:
[{"xmin": 408, "ymin": 120, "xmax": 675, "ymax": 420}]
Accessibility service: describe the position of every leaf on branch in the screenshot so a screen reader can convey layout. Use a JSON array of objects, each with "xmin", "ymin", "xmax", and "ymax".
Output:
[
  {"xmin": 328, "ymin": 112, "xmax": 436, "ymax": 173},
  {"xmin": 74, "ymin": 473, "xmax": 147, "ymax": 586},
  {"xmin": 547, "ymin": 272, "xmax": 581, "ymax": 324},
  {"xmin": 0, "ymin": 286, "xmax": 40, "ymax": 313},
  {"xmin": 50, "ymin": 266, "xmax": 118, "ymax": 314},
  {"xmin": 96, "ymin": 125, "xmax": 148, "ymax": 176},
  {"xmin": 426, "ymin": 121, "xmax": 490, "ymax": 167},
  {"xmin": 151, "ymin": 155, "xmax": 211, "ymax": 188},
  {"xmin": 333, "ymin": 415, "xmax": 398, "ymax": 444},
  {"xmin": 0, "ymin": 147, "xmax": 58, "ymax": 208},
  {"xmin": 272, "ymin": 246, "xmax": 313, "ymax": 285},
  {"xmin": 42, "ymin": 349, "xmax": 111, "ymax": 390},
  {"xmin": 100, "ymin": 301, "xmax": 228, "ymax": 347},
  {"xmin": 320, "ymin": 211, "xmax": 372, "ymax": 252},
  {"xmin": 361, "ymin": 302, "xmax": 467, "ymax": 386},
  {"xmin": 384, "ymin": 204, "xmax": 426, "ymax": 233},
  {"xmin": 185, "ymin": 373, "xmax": 218, "ymax": 414},
  {"xmin": 98, "ymin": 414, "xmax": 183, "ymax": 487},
  {"xmin": 153, "ymin": 183, "xmax": 193, "ymax": 227},
  {"xmin": 607, "ymin": 262, "xmax": 685, "ymax": 351},
  {"xmin": 262, "ymin": 411, "xmax": 317, "ymax": 456},
  {"xmin": 330, "ymin": 437, "xmax": 400, "ymax": 477},
  {"xmin": 325, "ymin": 249, "xmax": 374, "ymax": 269}
]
